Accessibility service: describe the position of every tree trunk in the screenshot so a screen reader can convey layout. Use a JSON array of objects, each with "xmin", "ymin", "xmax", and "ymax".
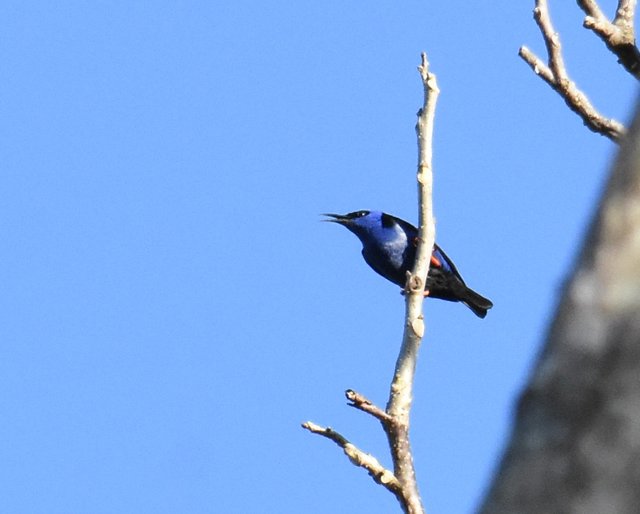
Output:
[{"xmin": 480, "ymin": 98, "xmax": 640, "ymax": 514}]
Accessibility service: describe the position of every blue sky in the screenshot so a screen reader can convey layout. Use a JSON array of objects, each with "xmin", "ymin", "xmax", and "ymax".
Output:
[{"xmin": 1, "ymin": 2, "xmax": 636, "ymax": 513}]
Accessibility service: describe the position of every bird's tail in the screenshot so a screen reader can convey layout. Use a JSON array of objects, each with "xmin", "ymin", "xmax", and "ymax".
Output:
[{"xmin": 460, "ymin": 287, "xmax": 493, "ymax": 318}]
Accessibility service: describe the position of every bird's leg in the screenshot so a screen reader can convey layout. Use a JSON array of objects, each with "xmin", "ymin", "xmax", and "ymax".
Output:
[{"xmin": 402, "ymin": 288, "xmax": 430, "ymax": 297}]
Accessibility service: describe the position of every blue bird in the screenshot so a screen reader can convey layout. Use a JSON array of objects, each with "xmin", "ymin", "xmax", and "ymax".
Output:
[{"xmin": 324, "ymin": 210, "xmax": 493, "ymax": 318}]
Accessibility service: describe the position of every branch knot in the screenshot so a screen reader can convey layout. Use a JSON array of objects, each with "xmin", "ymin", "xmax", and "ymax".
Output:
[{"xmin": 405, "ymin": 272, "xmax": 424, "ymax": 295}]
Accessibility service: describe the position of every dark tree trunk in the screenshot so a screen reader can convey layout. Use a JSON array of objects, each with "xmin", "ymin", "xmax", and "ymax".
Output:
[{"xmin": 480, "ymin": 98, "xmax": 640, "ymax": 514}]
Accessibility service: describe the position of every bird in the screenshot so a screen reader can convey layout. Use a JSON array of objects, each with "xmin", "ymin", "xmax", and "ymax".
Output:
[{"xmin": 324, "ymin": 210, "xmax": 493, "ymax": 318}]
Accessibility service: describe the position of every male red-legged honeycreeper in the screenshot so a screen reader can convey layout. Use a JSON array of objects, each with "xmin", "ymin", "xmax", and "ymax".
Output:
[{"xmin": 324, "ymin": 210, "xmax": 493, "ymax": 318}]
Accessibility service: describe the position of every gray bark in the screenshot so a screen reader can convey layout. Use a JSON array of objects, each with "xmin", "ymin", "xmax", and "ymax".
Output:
[{"xmin": 480, "ymin": 97, "xmax": 640, "ymax": 514}]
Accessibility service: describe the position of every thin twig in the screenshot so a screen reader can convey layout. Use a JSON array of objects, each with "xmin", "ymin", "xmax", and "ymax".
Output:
[
  {"xmin": 578, "ymin": 0, "xmax": 640, "ymax": 79},
  {"xmin": 346, "ymin": 389, "xmax": 394, "ymax": 423},
  {"xmin": 578, "ymin": 0, "xmax": 606, "ymax": 21},
  {"xmin": 519, "ymin": 0, "xmax": 626, "ymax": 142},
  {"xmin": 301, "ymin": 422, "xmax": 402, "ymax": 496}
]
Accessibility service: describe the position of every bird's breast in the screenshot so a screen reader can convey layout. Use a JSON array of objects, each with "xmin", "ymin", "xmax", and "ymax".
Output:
[{"xmin": 381, "ymin": 240, "xmax": 407, "ymax": 270}]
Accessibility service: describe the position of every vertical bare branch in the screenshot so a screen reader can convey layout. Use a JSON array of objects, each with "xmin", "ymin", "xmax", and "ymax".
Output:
[
  {"xmin": 578, "ymin": 0, "xmax": 640, "ymax": 78},
  {"xmin": 381, "ymin": 52, "xmax": 439, "ymax": 514},
  {"xmin": 519, "ymin": 0, "xmax": 626, "ymax": 142},
  {"xmin": 303, "ymin": 53, "xmax": 438, "ymax": 514}
]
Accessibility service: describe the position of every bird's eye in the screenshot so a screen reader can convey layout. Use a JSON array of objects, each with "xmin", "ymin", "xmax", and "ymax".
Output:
[{"xmin": 345, "ymin": 210, "xmax": 369, "ymax": 220}]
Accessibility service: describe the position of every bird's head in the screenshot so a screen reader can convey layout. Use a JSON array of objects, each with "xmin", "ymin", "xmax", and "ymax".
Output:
[{"xmin": 323, "ymin": 210, "xmax": 392, "ymax": 242}]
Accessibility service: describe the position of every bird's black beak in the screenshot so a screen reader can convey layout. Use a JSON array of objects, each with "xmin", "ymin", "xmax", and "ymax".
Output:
[{"xmin": 322, "ymin": 213, "xmax": 350, "ymax": 225}]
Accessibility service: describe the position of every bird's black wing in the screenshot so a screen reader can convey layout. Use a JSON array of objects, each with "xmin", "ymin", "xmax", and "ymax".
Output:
[{"xmin": 432, "ymin": 243, "xmax": 467, "ymax": 284}]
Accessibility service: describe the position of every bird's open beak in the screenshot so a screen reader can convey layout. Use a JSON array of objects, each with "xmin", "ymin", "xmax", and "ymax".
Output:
[{"xmin": 322, "ymin": 213, "xmax": 349, "ymax": 225}]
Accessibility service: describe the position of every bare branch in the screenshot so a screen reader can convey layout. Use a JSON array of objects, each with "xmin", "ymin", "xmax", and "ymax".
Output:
[
  {"xmin": 616, "ymin": 0, "xmax": 637, "ymax": 26},
  {"xmin": 345, "ymin": 389, "xmax": 393, "ymax": 423},
  {"xmin": 301, "ymin": 422, "xmax": 402, "ymax": 496},
  {"xmin": 535, "ymin": 0, "xmax": 569, "ymax": 80},
  {"xmin": 520, "ymin": 0, "xmax": 626, "ymax": 142},
  {"xmin": 303, "ymin": 54, "xmax": 438, "ymax": 514},
  {"xmin": 578, "ymin": 0, "xmax": 640, "ymax": 78},
  {"xmin": 374, "ymin": 52, "xmax": 439, "ymax": 514},
  {"xmin": 519, "ymin": 46, "xmax": 556, "ymax": 83},
  {"xmin": 578, "ymin": 0, "xmax": 606, "ymax": 20}
]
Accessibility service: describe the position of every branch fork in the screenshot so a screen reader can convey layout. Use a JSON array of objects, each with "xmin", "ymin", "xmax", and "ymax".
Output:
[
  {"xmin": 579, "ymin": 0, "xmax": 640, "ymax": 78},
  {"xmin": 519, "ymin": 0, "xmax": 628, "ymax": 142}
]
